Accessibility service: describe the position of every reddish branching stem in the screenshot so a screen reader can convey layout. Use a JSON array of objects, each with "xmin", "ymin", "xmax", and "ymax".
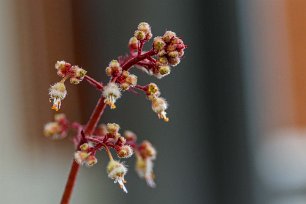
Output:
[
  {"xmin": 84, "ymin": 75, "xmax": 103, "ymax": 90},
  {"xmin": 122, "ymin": 49, "xmax": 156, "ymax": 71},
  {"xmin": 60, "ymin": 97, "xmax": 106, "ymax": 204},
  {"xmin": 50, "ymin": 23, "xmax": 187, "ymax": 204}
]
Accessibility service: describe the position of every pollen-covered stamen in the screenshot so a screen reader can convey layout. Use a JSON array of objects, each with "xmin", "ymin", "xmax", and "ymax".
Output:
[
  {"xmin": 49, "ymin": 81, "xmax": 67, "ymax": 111},
  {"xmin": 116, "ymin": 177, "xmax": 128, "ymax": 193},
  {"xmin": 158, "ymin": 110, "xmax": 169, "ymax": 122},
  {"xmin": 102, "ymin": 82, "xmax": 121, "ymax": 109}
]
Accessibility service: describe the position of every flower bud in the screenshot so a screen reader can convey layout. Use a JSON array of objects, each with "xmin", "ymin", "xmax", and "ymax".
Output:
[
  {"xmin": 117, "ymin": 145, "xmax": 133, "ymax": 158},
  {"xmin": 125, "ymin": 74, "xmax": 137, "ymax": 86},
  {"xmin": 128, "ymin": 37, "xmax": 138, "ymax": 50},
  {"xmin": 74, "ymin": 151, "xmax": 89, "ymax": 165},
  {"xmin": 158, "ymin": 50, "xmax": 167, "ymax": 57},
  {"xmin": 44, "ymin": 122, "xmax": 62, "ymax": 139},
  {"xmin": 106, "ymin": 60, "xmax": 122, "ymax": 77},
  {"xmin": 120, "ymin": 83, "xmax": 130, "ymax": 91},
  {"xmin": 153, "ymin": 37, "xmax": 166, "ymax": 52},
  {"xmin": 123, "ymin": 130, "xmax": 137, "ymax": 142},
  {"xmin": 86, "ymin": 155, "xmax": 98, "ymax": 167},
  {"xmin": 74, "ymin": 66, "xmax": 87, "ymax": 78},
  {"xmin": 162, "ymin": 31, "xmax": 176, "ymax": 43},
  {"xmin": 139, "ymin": 140, "xmax": 157, "ymax": 159},
  {"xmin": 70, "ymin": 77, "xmax": 80, "ymax": 84},
  {"xmin": 168, "ymin": 57, "xmax": 181, "ymax": 66},
  {"xmin": 168, "ymin": 51, "xmax": 179, "ymax": 58},
  {"xmin": 137, "ymin": 22, "xmax": 151, "ymax": 34},
  {"xmin": 159, "ymin": 65, "xmax": 171, "ymax": 76},
  {"xmin": 80, "ymin": 143, "xmax": 89, "ymax": 151},
  {"xmin": 158, "ymin": 56, "xmax": 168, "ymax": 65},
  {"xmin": 146, "ymin": 83, "xmax": 160, "ymax": 97},
  {"xmin": 134, "ymin": 30, "xmax": 145, "ymax": 41},
  {"xmin": 117, "ymin": 136, "xmax": 126, "ymax": 146},
  {"xmin": 55, "ymin": 60, "xmax": 71, "ymax": 77},
  {"xmin": 106, "ymin": 123, "xmax": 120, "ymax": 134}
]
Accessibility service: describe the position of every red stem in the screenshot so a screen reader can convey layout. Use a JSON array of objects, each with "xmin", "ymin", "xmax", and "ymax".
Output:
[
  {"xmin": 84, "ymin": 75, "xmax": 103, "ymax": 90},
  {"xmin": 122, "ymin": 49, "xmax": 156, "ymax": 71},
  {"xmin": 60, "ymin": 97, "xmax": 106, "ymax": 204}
]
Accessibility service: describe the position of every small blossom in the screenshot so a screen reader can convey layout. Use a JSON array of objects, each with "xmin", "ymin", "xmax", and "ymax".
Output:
[
  {"xmin": 123, "ymin": 130, "xmax": 137, "ymax": 142},
  {"xmin": 168, "ymin": 57, "xmax": 181, "ymax": 66},
  {"xmin": 162, "ymin": 31, "xmax": 176, "ymax": 43},
  {"xmin": 116, "ymin": 145, "xmax": 133, "ymax": 158},
  {"xmin": 44, "ymin": 113, "xmax": 68, "ymax": 139},
  {"xmin": 136, "ymin": 141, "xmax": 156, "ymax": 187},
  {"xmin": 106, "ymin": 123, "xmax": 120, "ymax": 134},
  {"xmin": 151, "ymin": 97, "xmax": 169, "ymax": 122},
  {"xmin": 55, "ymin": 60, "xmax": 71, "ymax": 77},
  {"xmin": 49, "ymin": 82, "xmax": 67, "ymax": 111},
  {"xmin": 106, "ymin": 60, "xmax": 122, "ymax": 77},
  {"xmin": 139, "ymin": 140, "xmax": 157, "ymax": 159},
  {"xmin": 44, "ymin": 122, "xmax": 64, "ymax": 139},
  {"xmin": 107, "ymin": 160, "xmax": 128, "ymax": 193},
  {"xmin": 128, "ymin": 37, "xmax": 138, "ymax": 50},
  {"xmin": 116, "ymin": 136, "xmax": 126, "ymax": 146},
  {"xmin": 125, "ymin": 74, "xmax": 137, "ymax": 86},
  {"xmin": 137, "ymin": 22, "xmax": 152, "ymax": 40},
  {"xmin": 74, "ymin": 149, "xmax": 98, "ymax": 167},
  {"xmin": 74, "ymin": 151, "xmax": 90, "ymax": 165},
  {"xmin": 69, "ymin": 66, "xmax": 87, "ymax": 84},
  {"xmin": 153, "ymin": 37, "xmax": 166, "ymax": 52},
  {"xmin": 102, "ymin": 82, "xmax": 121, "ymax": 109},
  {"xmin": 146, "ymin": 83, "xmax": 160, "ymax": 98},
  {"xmin": 137, "ymin": 22, "xmax": 151, "ymax": 34},
  {"xmin": 155, "ymin": 65, "xmax": 171, "ymax": 79},
  {"xmin": 80, "ymin": 143, "xmax": 90, "ymax": 151},
  {"xmin": 135, "ymin": 155, "xmax": 156, "ymax": 188},
  {"xmin": 134, "ymin": 30, "xmax": 146, "ymax": 41},
  {"xmin": 157, "ymin": 56, "xmax": 168, "ymax": 65},
  {"xmin": 85, "ymin": 155, "xmax": 98, "ymax": 167}
]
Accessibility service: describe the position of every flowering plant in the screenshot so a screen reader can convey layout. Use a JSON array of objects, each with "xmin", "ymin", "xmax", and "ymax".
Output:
[{"xmin": 44, "ymin": 22, "xmax": 186, "ymax": 204}]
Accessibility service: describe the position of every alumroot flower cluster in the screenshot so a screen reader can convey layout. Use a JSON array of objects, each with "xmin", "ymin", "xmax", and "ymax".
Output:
[
  {"xmin": 49, "ymin": 61, "xmax": 87, "ymax": 111},
  {"xmin": 44, "ymin": 113, "xmax": 69, "ymax": 139},
  {"xmin": 44, "ymin": 22, "xmax": 186, "ymax": 197}
]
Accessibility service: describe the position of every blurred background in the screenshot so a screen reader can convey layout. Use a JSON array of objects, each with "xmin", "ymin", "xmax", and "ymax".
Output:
[{"xmin": 0, "ymin": 0, "xmax": 306, "ymax": 203}]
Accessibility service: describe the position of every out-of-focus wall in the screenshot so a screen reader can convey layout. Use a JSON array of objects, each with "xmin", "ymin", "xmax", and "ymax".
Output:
[
  {"xmin": 0, "ymin": 1, "xmax": 108, "ymax": 203},
  {"xmin": 238, "ymin": 1, "xmax": 306, "ymax": 204}
]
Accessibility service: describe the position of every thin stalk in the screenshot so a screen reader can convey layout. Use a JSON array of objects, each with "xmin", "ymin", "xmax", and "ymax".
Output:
[{"xmin": 60, "ymin": 97, "xmax": 106, "ymax": 204}]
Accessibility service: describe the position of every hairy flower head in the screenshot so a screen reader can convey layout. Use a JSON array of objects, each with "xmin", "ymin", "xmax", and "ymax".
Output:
[
  {"xmin": 102, "ymin": 82, "xmax": 121, "ymax": 109},
  {"xmin": 49, "ymin": 82, "xmax": 67, "ymax": 111}
]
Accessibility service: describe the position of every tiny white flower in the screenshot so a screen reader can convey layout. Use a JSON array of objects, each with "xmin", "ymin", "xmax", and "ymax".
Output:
[
  {"xmin": 102, "ymin": 82, "xmax": 121, "ymax": 109},
  {"xmin": 74, "ymin": 151, "xmax": 89, "ymax": 165},
  {"xmin": 107, "ymin": 160, "xmax": 128, "ymax": 193},
  {"xmin": 43, "ymin": 122, "xmax": 65, "ymax": 139},
  {"xmin": 135, "ymin": 156, "xmax": 156, "ymax": 188},
  {"xmin": 55, "ymin": 60, "xmax": 66, "ymax": 70},
  {"xmin": 49, "ymin": 82, "xmax": 67, "ymax": 111},
  {"xmin": 151, "ymin": 97, "xmax": 169, "ymax": 122}
]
